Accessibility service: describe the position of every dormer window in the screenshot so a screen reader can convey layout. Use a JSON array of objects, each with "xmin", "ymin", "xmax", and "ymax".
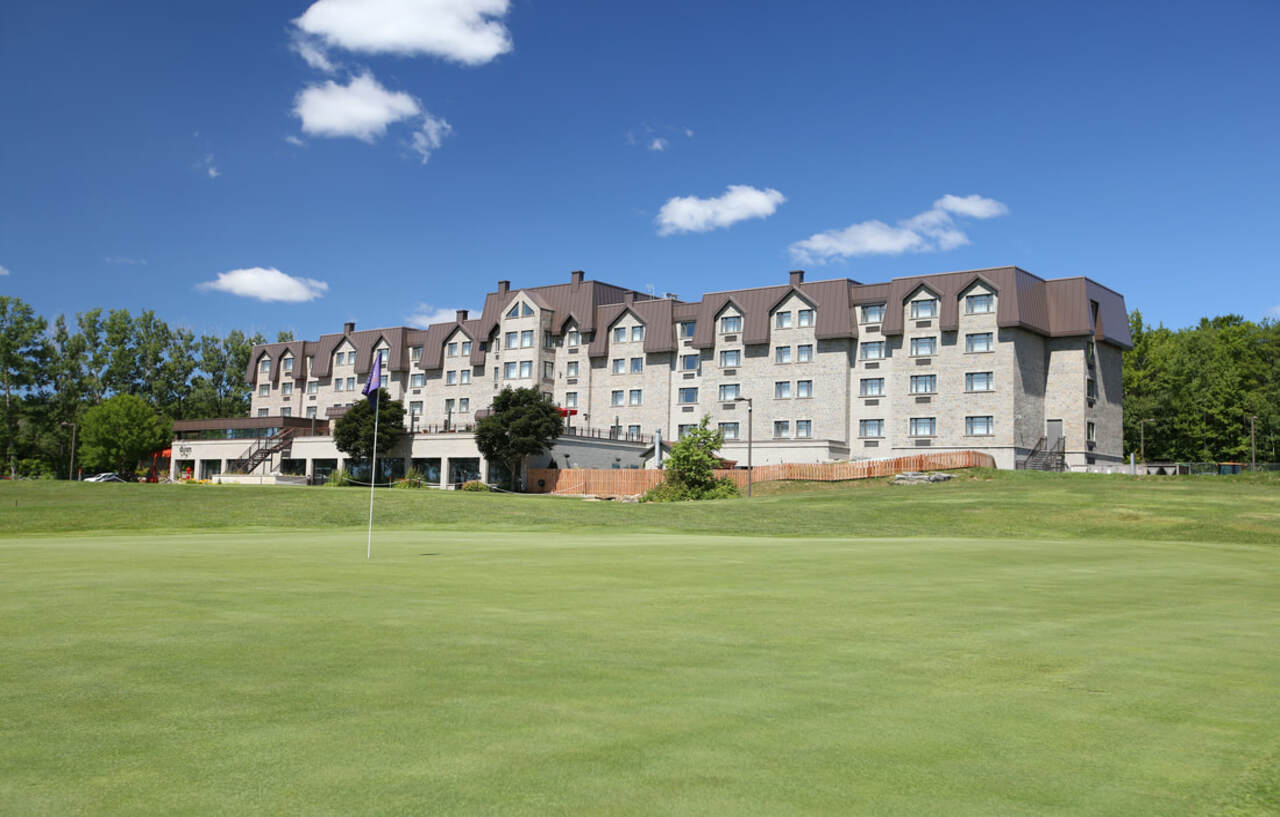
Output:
[
  {"xmin": 721, "ymin": 315, "xmax": 742, "ymax": 333},
  {"xmin": 861, "ymin": 304, "xmax": 885, "ymax": 324},
  {"xmin": 613, "ymin": 327, "xmax": 626, "ymax": 343},
  {"xmin": 910, "ymin": 299, "xmax": 938, "ymax": 319},
  {"xmin": 283, "ymin": 357, "xmax": 293, "ymax": 373},
  {"xmin": 798, "ymin": 309, "xmax": 814, "ymax": 327},
  {"xmin": 461, "ymin": 341, "xmax": 472, "ymax": 355},
  {"xmin": 681, "ymin": 321, "xmax": 696, "ymax": 337},
  {"xmin": 259, "ymin": 358, "xmax": 270, "ymax": 373},
  {"xmin": 447, "ymin": 342, "xmax": 458, "ymax": 357},
  {"xmin": 776, "ymin": 311, "xmax": 792, "ymax": 329},
  {"xmin": 631, "ymin": 325, "xmax": 645, "ymax": 342},
  {"xmin": 410, "ymin": 346, "xmax": 422, "ymax": 361},
  {"xmin": 567, "ymin": 330, "xmax": 580, "ymax": 346},
  {"xmin": 507, "ymin": 304, "xmax": 520, "ymax": 318},
  {"xmin": 966, "ymin": 293, "xmax": 994, "ymax": 314}
]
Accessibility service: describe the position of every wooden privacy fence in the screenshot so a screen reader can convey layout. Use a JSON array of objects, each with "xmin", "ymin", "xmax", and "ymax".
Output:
[{"xmin": 527, "ymin": 450, "xmax": 995, "ymax": 497}]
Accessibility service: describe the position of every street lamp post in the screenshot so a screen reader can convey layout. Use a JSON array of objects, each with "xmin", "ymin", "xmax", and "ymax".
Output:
[
  {"xmin": 734, "ymin": 396, "xmax": 753, "ymax": 497},
  {"xmin": 1140, "ymin": 418, "xmax": 1156, "ymax": 469},
  {"xmin": 1248, "ymin": 414, "xmax": 1257, "ymax": 472},
  {"xmin": 60, "ymin": 422, "xmax": 77, "ymax": 481}
]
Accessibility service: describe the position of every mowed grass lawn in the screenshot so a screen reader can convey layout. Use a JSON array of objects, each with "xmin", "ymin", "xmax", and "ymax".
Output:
[{"xmin": 1, "ymin": 475, "xmax": 1278, "ymax": 816}]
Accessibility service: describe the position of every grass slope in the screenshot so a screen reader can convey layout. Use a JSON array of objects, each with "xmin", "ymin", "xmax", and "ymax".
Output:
[
  {"xmin": 2, "ymin": 469, "xmax": 1279, "ymax": 544},
  {"xmin": 1, "ymin": 530, "xmax": 1277, "ymax": 816}
]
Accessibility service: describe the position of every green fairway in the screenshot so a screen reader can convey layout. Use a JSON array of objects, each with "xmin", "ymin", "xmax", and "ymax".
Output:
[{"xmin": 2, "ymin": 475, "xmax": 1278, "ymax": 815}]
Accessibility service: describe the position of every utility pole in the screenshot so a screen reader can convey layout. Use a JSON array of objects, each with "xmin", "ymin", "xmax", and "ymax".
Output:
[
  {"xmin": 1140, "ymin": 418, "xmax": 1156, "ymax": 470},
  {"xmin": 60, "ymin": 422, "xmax": 77, "ymax": 481},
  {"xmin": 735, "ymin": 396, "xmax": 753, "ymax": 497},
  {"xmin": 1249, "ymin": 414, "xmax": 1257, "ymax": 472}
]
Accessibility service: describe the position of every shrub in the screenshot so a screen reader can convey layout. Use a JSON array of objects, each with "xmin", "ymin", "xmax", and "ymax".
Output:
[
  {"xmin": 460, "ymin": 480, "xmax": 490, "ymax": 492},
  {"xmin": 642, "ymin": 415, "xmax": 742, "ymax": 502},
  {"xmin": 396, "ymin": 468, "xmax": 425, "ymax": 489},
  {"xmin": 324, "ymin": 468, "xmax": 352, "ymax": 487}
]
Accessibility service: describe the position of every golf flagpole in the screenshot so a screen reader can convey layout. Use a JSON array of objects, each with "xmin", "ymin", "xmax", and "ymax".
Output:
[{"xmin": 361, "ymin": 353, "xmax": 383, "ymax": 560}]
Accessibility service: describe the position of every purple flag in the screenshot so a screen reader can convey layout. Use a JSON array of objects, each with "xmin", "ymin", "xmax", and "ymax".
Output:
[{"xmin": 362, "ymin": 353, "xmax": 382, "ymax": 403}]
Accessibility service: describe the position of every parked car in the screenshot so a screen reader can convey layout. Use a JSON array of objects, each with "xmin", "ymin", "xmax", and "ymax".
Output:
[{"xmin": 84, "ymin": 472, "xmax": 126, "ymax": 483}]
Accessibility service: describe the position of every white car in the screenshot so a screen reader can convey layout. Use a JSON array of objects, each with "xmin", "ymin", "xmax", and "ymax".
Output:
[{"xmin": 84, "ymin": 472, "xmax": 127, "ymax": 483}]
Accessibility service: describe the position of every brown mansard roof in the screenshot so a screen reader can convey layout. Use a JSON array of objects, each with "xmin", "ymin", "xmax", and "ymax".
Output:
[{"xmin": 245, "ymin": 267, "xmax": 1130, "ymax": 384}]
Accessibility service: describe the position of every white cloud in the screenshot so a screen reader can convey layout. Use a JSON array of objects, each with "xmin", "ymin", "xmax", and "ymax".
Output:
[
  {"xmin": 284, "ymin": 135, "xmax": 306, "ymax": 146},
  {"xmin": 293, "ymin": 72, "xmax": 421, "ymax": 141},
  {"xmin": 407, "ymin": 303, "xmax": 468, "ymax": 327},
  {"xmin": 199, "ymin": 153, "xmax": 220, "ymax": 179},
  {"xmin": 197, "ymin": 267, "xmax": 329, "ymax": 302},
  {"xmin": 648, "ymin": 137, "xmax": 669, "ymax": 152},
  {"xmin": 656, "ymin": 185, "xmax": 786, "ymax": 236},
  {"xmin": 410, "ymin": 112, "xmax": 452, "ymax": 164},
  {"xmin": 290, "ymin": 31, "xmax": 338, "ymax": 72},
  {"xmin": 294, "ymin": 0, "xmax": 512, "ymax": 66},
  {"xmin": 0, "ymin": 264, "xmax": 9, "ymax": 276},
  {"xmin": 207, "ymin": 165, "xmax": 220, "ymax": 179},
  {"xmin": 789, "ymin": 194, "xmax": 1009, "ymax": 264},
  {"xmin": 683, "ymin": 127, "xmax": 694, "ymax": 138}
]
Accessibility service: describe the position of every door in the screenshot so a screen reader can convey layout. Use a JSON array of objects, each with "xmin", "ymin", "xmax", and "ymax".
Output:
[{"xmin": 1046, "ymin": 419, "xmax": 1063, "ymax": 443}]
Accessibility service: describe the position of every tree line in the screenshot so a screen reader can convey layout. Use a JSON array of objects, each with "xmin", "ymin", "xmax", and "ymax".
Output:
[
  {"xmin": 0, "ymin": 295, "xmax": 290, "ymax": 478},
  {"xmin": 1123, "ymin": 311, "xmax": 1279, "ymax": 463},
  {"xmin": 2, "ymin": 294, "xmax": 1277, "ymax": 478}
]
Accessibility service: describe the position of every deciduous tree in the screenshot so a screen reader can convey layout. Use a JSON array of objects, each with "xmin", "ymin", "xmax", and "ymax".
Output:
[{"xmin": 474, "ymin": 387, "xmax": 563, "ymax": 490}]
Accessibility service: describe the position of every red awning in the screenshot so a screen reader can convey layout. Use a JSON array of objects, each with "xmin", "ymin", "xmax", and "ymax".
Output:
[{"xmin": 557, "ymin": 408, "xmax": 579, "ymax": 417}]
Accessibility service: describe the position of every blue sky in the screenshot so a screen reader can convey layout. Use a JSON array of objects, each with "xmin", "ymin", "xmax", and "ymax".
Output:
[{"xmin": 2, "ymin": 0, "xmax": 1277, "ymax": 341}]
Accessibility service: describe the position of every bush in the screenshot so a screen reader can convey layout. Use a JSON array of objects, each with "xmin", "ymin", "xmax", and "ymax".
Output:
[
  {"xmin": 641, "ymin": 415, "xmax": 741, "ymax": 502},
  {"xmin": 460, "ymin": 480, "xmax": 490, "ymax": 492},
  {"xmin": 396, "ymin": 468, "xmax": 425, "ymax": 489},
  {"xmin": 642, "ymin": 475, "xmax": 739, "ymax": 502},
  {"xmin": 324, "ymin": 468, "xmax": 352, "ymax": 487}
]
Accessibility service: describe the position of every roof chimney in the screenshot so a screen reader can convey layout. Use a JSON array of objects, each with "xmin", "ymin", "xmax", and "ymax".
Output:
[
  {"xmin": 570, "ymin": 270, "xmax": 584, "ymax": 288},
  {"xmin": 789, "ymin": 270, "xmax": 805, "ymax": 287},
  {"xmin": 455, "ymin": 309, "xmax": 469, "ymax": 322},
  {"xmin": 343, "ymin": 321, "xmax": 355, "ymax": 334},
  {"xmin": 497, "ymin": 280, "xmax": 510, "ymax": 294},
  {"xmin": 624, "ymin": 292, "xmax": 635, "ymax": 305}
]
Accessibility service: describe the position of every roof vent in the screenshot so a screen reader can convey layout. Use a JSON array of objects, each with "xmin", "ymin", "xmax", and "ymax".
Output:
[
  {"xmin": 570, "ymin": 270, "xmax": 584, "ymax": 287},
  {"xmin": 343, "ymin": 321, "xmax": 355, "ymax": 334},
  {"xmin": 789, "ymin": 270, "xmax": 805, "ymax": 287},
  {"xmin": 497, "ymin": 280, "xmax": 510, "ymax": 294},
  {"xmin": 456, "ymin": 309, "xmax": 469, "ymax": 322},
  {"xmin": 664, "ymin": 292, "xmax": 679, "ymax": 300}
]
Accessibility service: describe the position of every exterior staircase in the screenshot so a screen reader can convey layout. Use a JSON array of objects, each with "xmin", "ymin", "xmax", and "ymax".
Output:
[
  {"xmin": 1020, "ymin": 436, "xmax": 1067, "ymax": 471},
  {"xmin": 227, "ymin": 428, "xmax": 296, "ymax": 475}
]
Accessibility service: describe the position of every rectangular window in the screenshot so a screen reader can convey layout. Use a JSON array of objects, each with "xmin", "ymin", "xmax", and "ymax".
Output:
[
  {"xmin": 860, "ymin": 377, "xmax": 884, "ymax": 397},
  {"xmin": 346, "ymin": 377, "xmax": 355, "ymax": 391},
  {"xmin": 910, "ymin": 374, "xmax": 937, "ymax": 394},
  {"xmin": 520, "ymin": 330, "xmax": 534, "ymax": 348},
  {"xmin": 257, "ymin": 408, "xmax": 268, "ymax": 417},
  {"xmin": 565, "ymin": 391, "xmax": 578, "ymax": 408},
  {"xmin": 519, "ymin": 360, "xmax": 532, "ymax": 379},
  {"xmin": 966, "ymin": 332, "xmax": 994, "ymax": 353},
  {"xmin": 410, "ymin": 373, "xmax": 425, "ymax": 388},
  {"xmin": 307, "ymin": 380, "xmax": 318, "ymax": 394},
  {"xmin": 720, "ymin": 315, "xmax": 742, "ymax": 333},
  {"xmin": 678, "ymin": 387, "xmax": 698, "ymax": 404},
  {"xmin": 719, "ymin": 422, "xmax": 739, "ymax": 440},
  {"xmin": 773, "ymin": 420, "xmax": 791, "ymax": 438},
  {"xmin": 282, "ymin": 382, "xmax": 293, "ymax": 396},
  {"xmin": 259, "ymin": 383, "xmax": 270, "ymax": 396},
  {"xmin": 1087, "ymin": 421, "xmax": 1097, "ymax": 442},
  {"xmin": 775, "ymin": 381, "xmax": 791, "ymax": 399},
  {"xmin": 260, "ymin": 358, "xmax": 271, "ymax": 373},
  {"xmin": 796, "ymin": 420, "xmax": 812, "ymax": 438},
  {"xmin": 545, "ymin": 333, "xmax": 556, "ymax": 349},
  {"xmin": 860, "ymin": 341, "xmax": 885, "ymax": 360},
  {"xmin": 444, "ymin": 398, "xmax": 455, "ymax": 414},
  {"xmin": 911, "ymin": 299, "xmax": 938, "ymax": 319},
  {"xmin": 966, "ymin": 415, "xmax": 994, "ymax": 436},
  {"xmin": 567, "ymin": 361, "xmax": 579, "ymax": 377},
  {"xmin": 776, "ymin": 311, "xmax": 792, "ymax": 329},
  {"xmin": 629, "ymin": 389, "xmax": 642, "ymax": 406},
  {"xmin": 678, "ymin": 424, "xmax": 696, "ymax": 439},
  {"xmin": 459, "ymin": 398, "xmax": 470, "ymax": 413},
  {"xmin": 409, "ymin": 401, "xmax": 423, "ymax": 416},
  {"xmin": 378, "ymin": 349, "xmax": 389, "ymax": 365},
  {"xmin": 305, "ymin": 406, "xmax": 317, "ymax": 419},
  {"xmin": 681, "ymin": 321, "xmax": 696, "ymax": 337},
  {"xmin": 796, "ymin": 380, "xmax": 813, "ymax": 398},
  {"xmin": 910, "ymin": 337, "xmax": 937, "ymax": 356},
  {"xmin": 505, "ymin": 332, "xmax": 517, "ymax": 349},
  {"xmin": 1086, "ymin": 378, "xmax": 1097, "ymax": 399},
  {"xmin": 410, "ymin": 346, "xmax": 422, "ymax": 361},
  {"xmin": 910, "ymin": 417, "xmax": 936, "ymax": 436},
  {"xmin": 461, "ymin": 341, "xmax": 472, "ymax": 355},
  {"xmin": 860, "ymin": 419, "xmax": 884, "ymax": 438},
  {"xmin": 775, "ymin": 346, "xmax": 792, "ymax": 364},
  {"xmin": 798, "ymin": 309, "xmax": 814, "ymax": 327},
  {"xmin": 447, "ymin": 342, "xmax": 458, "ymax": 356},
  {"xmin": 630, "ymin": 357, "xmax": 643, "ymax": 373},
  {"xmin": 281, "ymin": 407, "xmax": 292, "ymax": 417},
  {"xmin": 336, "ymin": 352, "xmax": 346, "ymax": 366},
  {"xmin": 460, "ymin": 370, "xmax": 471, "ymax": 385},
  {"xmin": 543, "ymin": 361, "xmax": 555, "ymax": 380},
  {"xmin": 632, "ymin": 325, "xmax": 645, "ymax": 342},
  {"xmin": 682, "ymin": 353, "xmax": 699, "ymax": 371},
  {"xmin": 334, "ymin": 379, "xmax": 343, "ymax": 392},
  {"xmin": 567, "ymin": 330, "xmax": 580, "ymax": 347},
  {"xmin": 504, "ymin": 362, "xmax": 517, "ymax": 379},
  {"xmin": 379, "ymin": 375, "xmax": 388, "ymax": 388},
  {"xmin": 611, "ymin": 390, "xmax": 624, "ymax": 406},
  {"xmin": 861, "ymin": 304, "xmax": 885, "ymax": 324},
  {"xmin": 627, "ymin": 424, "xmax": 641, "ymax": 440},
  {"xmin": 797, "ymin": 344, "xmax": 813, "ymax": 362},
  {"xmin": 283, "ymin": 358, "xmax": 293, "ymax": 373},
  {"xmin": 720, "ymin": 349, "xmax": 741, "ymax": 367},
  {"xmin": 966, "ymin": 293, "xmax": 994, "ymax": 314},
  {"xmin": 614, "ymin": 327, "xmax": 627, "ymax": 343},
  {"xmin": 966, "ymin": 372, "xmax": 994, "ymax": 392},
  {"xmin": 612, "ymin": 358, "xmax": 625, "ymax": 374},
  {"xmin": 718, "ymin": 383, "xmax": 740, "ymax": 401},
  {"xmin": 446, "ymin": 370, "xmax": 457, "ymax": 385}
]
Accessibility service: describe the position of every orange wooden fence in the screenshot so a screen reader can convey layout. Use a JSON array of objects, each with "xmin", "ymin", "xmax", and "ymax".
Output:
[{"xmin": 527, "ymin": 450, "xmax": 995, "ymax": 497}]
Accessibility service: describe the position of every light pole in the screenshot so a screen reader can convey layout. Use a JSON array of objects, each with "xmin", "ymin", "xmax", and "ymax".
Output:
[
  {"xmin": 1248, "ymin": 414, "xmax": 1257, "ymax": 472},
  {"xmin": 1140, "ymin": 418, "xmax": 1156, "ymax": 468},
  {"xmin": 734, "ymin": 396, "xmax": 753, "ymax": 497},
  {"xmin": 60, "ymin": 422, "xmax": 77, "ymax": 481}
]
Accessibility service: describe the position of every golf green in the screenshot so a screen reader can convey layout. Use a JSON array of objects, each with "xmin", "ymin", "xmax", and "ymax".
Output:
[{"xmin": 2, "ymin": 529, "xmax": 1276, "ymax": 816}]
